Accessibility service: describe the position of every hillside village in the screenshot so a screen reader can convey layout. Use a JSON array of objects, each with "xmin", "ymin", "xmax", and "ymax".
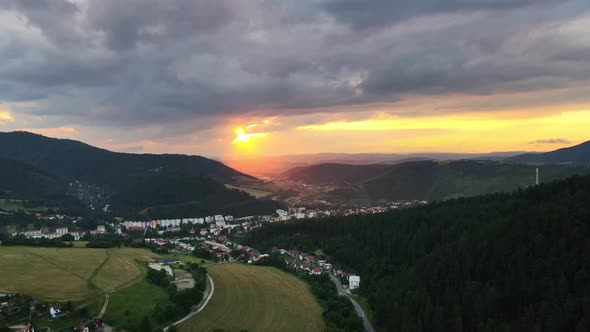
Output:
[{"xmin": 5, "ymin": 200, "xmax": 426, "ymax": 242}]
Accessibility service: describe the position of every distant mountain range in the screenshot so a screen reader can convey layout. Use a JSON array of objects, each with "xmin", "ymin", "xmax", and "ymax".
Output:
[
  {"xmin": 0, "ymin": 131, "xmax": 281, "ymax": 217},
  {"xmin": 506, "ymin": 140, "xmax": 590, "ymax": 165},
  {"xmin": 286, "ymin": 160, "xmax": 589, "ymax": 203},
  {"xmin": 222, "ymin": 151, "xmax": 527, "ymax": 178}
]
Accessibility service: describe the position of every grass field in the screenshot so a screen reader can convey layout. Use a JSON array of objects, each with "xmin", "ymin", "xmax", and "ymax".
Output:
[
  {"xmin": 0, "ymin": 199, "xmax": 49, "ymax": 212},
  {"xmin": 102, "ymin": 278, "xmax": 173, "ymax": 331},
  {"xmin": 225, "ymin": 184, "xmax": 273, "ymax": 198},
  {"xmin": 0, "ymin": 246, "xmax": 160, "ymax": 301},
  {"xmin": 179, "ymin": 263, "xmax": 325, "ymax": 332}
]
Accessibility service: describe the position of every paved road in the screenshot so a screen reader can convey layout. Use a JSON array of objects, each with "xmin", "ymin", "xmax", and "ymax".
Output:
[
  {"xmin": 329, "ymin": 275, "xmax": 375, "ymax": 332},
  {"xmin": 164, "ymin": 274, "xmax": 215, "ymax": 331}
]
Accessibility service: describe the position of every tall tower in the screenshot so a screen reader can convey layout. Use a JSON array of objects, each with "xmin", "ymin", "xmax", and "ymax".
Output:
[{"xmin": 535, "ymin": 167, "xmax": 539, "ymax": 186}]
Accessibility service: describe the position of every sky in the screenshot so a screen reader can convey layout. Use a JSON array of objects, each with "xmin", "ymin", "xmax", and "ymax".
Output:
[{"xmin": 1, "ymin": 0, "xmax": 590, "ymax": 157}]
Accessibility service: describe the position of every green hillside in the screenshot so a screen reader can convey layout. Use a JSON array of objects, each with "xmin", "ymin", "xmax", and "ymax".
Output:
[
  {"xmin": 0, "ymin": 132, "xmax": 283, "ymax": 217},
  {"xmin": 0, "ymin": 158, "xmax": 81, "ymax": 212},
  {"xmin": 0, "ymin": 131, "xmax": 252, "ymax": 188},
  {"xmin": 283, "ymin": 163, "xmax": 390, "ymax": 186},
  {"xmin": 319, "ymin": 160, "xmax": 589, "ymax": 202},
  {"xmin": 247, "ymin": 174, "xmax": 590, "ymax": 331},
  {"xmin": 111, "ymin": 172, "xmax": 284, "ymax": 218}
]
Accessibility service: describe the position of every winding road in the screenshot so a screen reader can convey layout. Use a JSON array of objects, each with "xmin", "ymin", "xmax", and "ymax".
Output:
[
  {"xmin": 163, "ymin": 274, "xmax": 215, "ymax": 331},
  {"xmin": 329, "ymin": 274, "xmax": 375, "ymax": 332}
]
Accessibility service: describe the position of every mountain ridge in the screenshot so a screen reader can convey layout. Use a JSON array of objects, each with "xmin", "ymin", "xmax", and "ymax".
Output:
[
  {"xmin": 289, "ymin": 160, "xmax": 590, "ymax": 202},
  {"xmin": 0, "ymin": 131, "xmax": 254, "ymax": 188},
  {"xmin": 506, "ymin": 140, "xmax": 590, "ymax": 165}
]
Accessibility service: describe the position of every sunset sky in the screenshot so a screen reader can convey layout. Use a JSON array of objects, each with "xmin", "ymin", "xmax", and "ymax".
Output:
[{"xmin": 1, "ymin": 0, "xmax": 590, "ymax": 157}]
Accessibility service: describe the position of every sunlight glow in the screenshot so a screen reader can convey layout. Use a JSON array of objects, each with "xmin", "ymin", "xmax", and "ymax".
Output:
[
  {"xmin": 232, "ymin": 127, "xmax": 268, "ymax": 144},
  {"xmin": 0, "ymin": 111, "xmax": 14, "ymax": 124}
]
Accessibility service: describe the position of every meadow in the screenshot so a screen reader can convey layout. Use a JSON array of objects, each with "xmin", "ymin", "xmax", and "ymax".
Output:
[
  {"xmin": 179, "ymin": 263, "xmax": 325, "ymax": 332},
  {"xmin": 0, "ymin": 246, "xmax": 160, "ymax": 301}
]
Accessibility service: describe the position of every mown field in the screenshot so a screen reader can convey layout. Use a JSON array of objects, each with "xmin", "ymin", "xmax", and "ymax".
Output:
[
  {"xmin": 224, "ymin": 184, "xmax": 272, "ymax": 198},
  {"xmin": 179, "ymin": 263, "xmax": 325, "ymax": 332},
  {"xmin": 102, "ymin": 278, "xmax": 173, "ymax": 330},
  {"xmin": 0, "ymin": 199, "xmax": 49, "ymax": 212},
  {"xmin": 0, "ymin": 246, "xmax": 159, "ymax": 301}
]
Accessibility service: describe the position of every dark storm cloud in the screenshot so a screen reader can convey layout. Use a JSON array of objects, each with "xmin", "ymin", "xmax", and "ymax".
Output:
[
  {"xmin": 85, "ymin": 0, "xmax": 236, "ymax": 51},
  {"xmin": 322, "ymin": 0, "xmax": 560, "ymax": 28},
  {"xmin": 0, "ymin": 0, "xmax": 589, "ymax": 137}
]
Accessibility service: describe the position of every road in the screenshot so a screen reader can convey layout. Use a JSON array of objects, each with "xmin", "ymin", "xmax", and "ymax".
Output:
[
  {"xmin": 329, "ymin": 274, "xmax": 375, "ymax": 332},
  {"xmin": 163, "ymin": 274, "xmax": 215, "ymax": 331}
]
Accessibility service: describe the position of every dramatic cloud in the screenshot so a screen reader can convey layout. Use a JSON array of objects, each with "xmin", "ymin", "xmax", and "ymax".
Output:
[
  {"xmin": 529, "ymin": 138, "xmax": 572, "ymax": 144},
  {"xmin": 321, "ymin": 0, "xmax": 559, "ymax": 28},
  {"xmin": 0, "ymin": 0, "xmax": 589, "ymax": 152}
]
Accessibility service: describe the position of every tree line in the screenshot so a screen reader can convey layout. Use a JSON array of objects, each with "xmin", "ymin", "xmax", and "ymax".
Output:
[{"xmin": 246, "ymin": 175, "xmax": 590, "ymax": 332}]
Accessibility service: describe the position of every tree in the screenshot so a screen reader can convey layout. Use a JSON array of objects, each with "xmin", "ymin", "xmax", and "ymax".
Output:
[
  {"xmin": 138, "ymin": 316, "xmax": 152, "ymax": 332},
  {"xmin": 244, "ymin": 174, "xmax": 590, "ymax": 331},
  {"xmin": 61, "ymin": 233, "xmax": 74, "ymax": 241}
]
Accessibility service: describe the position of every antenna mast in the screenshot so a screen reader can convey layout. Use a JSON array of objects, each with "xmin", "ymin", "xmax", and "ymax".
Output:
[{"xmin": 535, "ymin": 167, "xmax": 539, "ymax": 186}]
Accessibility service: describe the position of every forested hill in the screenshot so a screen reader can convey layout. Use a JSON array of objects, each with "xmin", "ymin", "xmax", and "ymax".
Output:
[
  {"xmin": 110, "ymin": 172, "xmax": 284, "ymax": 219},
  {"xmin": 283, "ymin": 163, "xmax": 391, "ymax": 186},
  {"xmin": 506, "ymin": 140, "xmax": 590, "ymax": 165},
  {"xmin": 247, "ymin": 175, "xmax": 590, "ymax": 332},
  {"xmin": 317, "ymin": 160, "xmax": 589, "ymax": 202},
  {"xmin": 0, "ymin": 131, "xmax": 283, "ymax": 217},
  {"xmin": 0, "ymin": 158, "xmax": 69, "ymax": 202},
  {"xmin": 0, "ymin": 131, "xmax": 252, "ymax": 187}
]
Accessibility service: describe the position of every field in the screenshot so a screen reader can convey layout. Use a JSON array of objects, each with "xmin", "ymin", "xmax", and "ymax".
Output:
[
  {"xmin": 225, "ymin": 184, "xmax": 273, "ymax": 198},
  {"xmin": 179, "ymin": 263, "xmax": 325, "ymax": 332},
  {"xmin": 0, "ymin": 199, "xmax": 48, "ymax": 212},
  {"xmin": 0, "ymin": 246, "xmax": 160, "ymax": 301},
  {"xmin": 102, "ymin": 278, "xmax": 173, "ymax": 330}
]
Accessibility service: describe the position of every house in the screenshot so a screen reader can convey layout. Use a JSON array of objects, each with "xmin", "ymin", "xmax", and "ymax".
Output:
[
  {"xmin": 214, "ymin": 215, "xmax": 225, "ymax": 226},
  {"xmin": 310, "ymin": 267, "xmax": 322, "ymax": 275},
  {"xmin": 55, "ymin": 227, "xmax": 68, "ymax": 236},
  {"xmin": 96, "ymin": 225, "xmax": 106, "ymax": 234},
  {"xmin": 49, "ymin": 305, "xmax": 66, "ymax": 319},
  {"xmin": 24, "ymin": 322, "xmax": 35, "ymax": 332},
  {"xmin": 348, "ymin": 275, "xmax": 360, "ymax": 290},
  {"xmin": 324, "ymin": 263, "xmax": 332, "ymax": 271}
]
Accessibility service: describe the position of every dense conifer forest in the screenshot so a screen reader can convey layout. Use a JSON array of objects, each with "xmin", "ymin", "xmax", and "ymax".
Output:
[{"xmin": 247, "ymin": 175, "xmax": 590, "ymax": 332}]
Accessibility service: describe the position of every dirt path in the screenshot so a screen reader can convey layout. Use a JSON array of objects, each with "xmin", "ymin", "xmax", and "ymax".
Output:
[{"xmin": 97, "ymin": 293, "xmax": 110, "ymax": 319}]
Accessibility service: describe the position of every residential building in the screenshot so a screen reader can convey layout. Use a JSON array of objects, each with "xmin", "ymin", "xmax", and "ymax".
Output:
[
  {"xmin": 56, "ymin": 227, "xmax": 68, "ymax": 236},
  {"xmin": 349, "ymin": 275, "xmax": 360, "ymax": 290}
]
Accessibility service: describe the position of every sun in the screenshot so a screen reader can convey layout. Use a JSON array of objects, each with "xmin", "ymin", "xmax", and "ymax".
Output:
[{"xmin": 232, "ymin": 127, "xmax": 267, "ymax": 144}]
